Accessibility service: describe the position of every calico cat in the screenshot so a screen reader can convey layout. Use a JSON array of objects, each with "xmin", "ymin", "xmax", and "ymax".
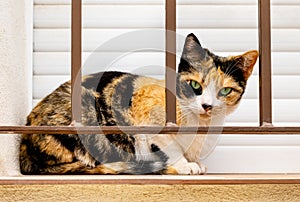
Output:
[{"xmin": 20, "ymin": 33, "xmax": 258, "ymax": 175}]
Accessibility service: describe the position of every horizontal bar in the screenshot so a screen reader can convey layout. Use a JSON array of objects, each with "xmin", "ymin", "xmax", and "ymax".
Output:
[
  {"xmin": 1, "ymin": 174, "xmax": 300, "ymax": 185},
  {"xmin": 2, "ymin": 126, "xmax": 300, "ymax": 134}
]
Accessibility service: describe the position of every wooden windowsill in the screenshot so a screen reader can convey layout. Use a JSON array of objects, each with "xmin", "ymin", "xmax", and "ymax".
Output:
[{"xmin": 1, "ymin": 174, "xmax": 300, "ymax": 185}]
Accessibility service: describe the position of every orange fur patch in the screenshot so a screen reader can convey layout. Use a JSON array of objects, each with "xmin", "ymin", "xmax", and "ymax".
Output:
[
  {"xmin": 131, "ymin": 83, "xmax": 166, "ymax": 126},
  {"xmin": 162, "ymin": 166, "xmax": 179, "ymax": 175}
]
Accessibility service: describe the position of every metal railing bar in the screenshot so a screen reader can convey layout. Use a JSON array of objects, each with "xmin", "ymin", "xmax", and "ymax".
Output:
[
  {"xmin": 71, "ymin": 0, "xmax": 82, "ymax": 123},
  {"xmin": 165, "ymin": 0, "xmax": 177, "ymax": 124},
  {"xmin": 258, "ymin": 0, "xmax": 272, "ymax": 126},
  {"xmin": 2, "ymin": 126, "xmax": 300, "ymax": 134}
]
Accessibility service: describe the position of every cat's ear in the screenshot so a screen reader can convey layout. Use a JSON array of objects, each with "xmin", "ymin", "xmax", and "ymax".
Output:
[
  {"xmin": 183, "ymin": 33, "xmax": 201, "ymax": 51},
  {"xmin": 179, "ymin": 33, "xmax": 206, "ymax": 72},
  {"xmin": 182, "ymin": 33, "xmax": 205, "ymax": 60},
  {"xmin": 235, "ymin": 50, "xmax": 259, "ymax": 80}
]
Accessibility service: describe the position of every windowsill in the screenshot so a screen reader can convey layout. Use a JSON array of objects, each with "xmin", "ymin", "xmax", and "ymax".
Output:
[{"xmin": 1, "ymin": 174, "xmax": 300, "ymax": 185}]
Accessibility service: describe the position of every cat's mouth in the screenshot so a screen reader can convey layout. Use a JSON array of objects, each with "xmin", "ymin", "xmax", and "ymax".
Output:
[
  {"xmin": 187, "ymin": 107, "xmax": 212, "ymax": 119},
  {"xmin": 200, "ymin": 108, "xmax": 212, "ymax": 117}
]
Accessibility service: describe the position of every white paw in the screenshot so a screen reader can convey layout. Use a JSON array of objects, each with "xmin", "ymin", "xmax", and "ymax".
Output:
[
  {"xmin": 173, "ymin": 162, "xmax": 207, "ymax": 175},
  {"xmin": 166, "ymin": 122, "xmax": 178, "ymax": 127},
  {"xmin": 198, "ymin": 163, "xmax": 207, "ymax": 174},
  {"xmin": 69, "ymin": 120, "xmax": 84, "ymax": 127}
]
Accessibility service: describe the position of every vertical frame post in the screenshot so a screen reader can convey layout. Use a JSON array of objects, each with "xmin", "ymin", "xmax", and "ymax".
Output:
[
  {"xmin": 165, "ymin": 0, "xmax": 177, "ymax": 124},
  {"xmin": 258, "ymin": 0, "xmax": 272, "ymax": 126},
  {"xmin": 71, "ymin": 0, "xmax": 82, "ymax": 123}
]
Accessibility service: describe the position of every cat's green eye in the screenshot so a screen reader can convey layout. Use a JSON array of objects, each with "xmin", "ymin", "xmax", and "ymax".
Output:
[
  {"xmin": 189, "ymin": 80, "xmax": 202, "ymax": 95},
  {"xmin": 219, "ymin": 87, "xmax": 233, "ymax": 97},
  {"xmin": 190, "ymin": 80, "xmax": 201, "ymax": 90}
]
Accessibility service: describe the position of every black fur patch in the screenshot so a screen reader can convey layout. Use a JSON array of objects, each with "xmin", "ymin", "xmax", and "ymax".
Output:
[
  {"xmin": 82, "ymin": 71, "xmax": 126, "ymax": 92},
  {"xmin": 176, "ymin": 75, "xmax": 195, "ymax": 99},
  {"xmin": 106, "ymin": 134, "xmax": 135, "ymax": 154},
  {"xmin": 20, "ymin": 137, "xmax": 62, "ymax": 174},
  {"xmin": 178, "ymin": 58, "xmax": 193, "ymax": 73},
  {"xmin": 114, "ymin": 74, "xmax": 138, "ymax": 109},
  {"xmin": 151, "ymin": 144, "xmax": 169, "ymax": 162}
]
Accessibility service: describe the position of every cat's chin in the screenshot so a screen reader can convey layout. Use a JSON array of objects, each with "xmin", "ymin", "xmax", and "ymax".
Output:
[
  {"xmin": 200, "ymin": 113, "xmax": 212, "ymax": 119},
  {"xmin": 198, "ymin": 114, "xmax": 212, "ymax": 125}
]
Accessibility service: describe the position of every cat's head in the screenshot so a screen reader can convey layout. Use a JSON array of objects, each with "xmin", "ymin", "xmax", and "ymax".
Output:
[{"xmin": 176, "ymin": 33, "xmax": 258, "ymax": 125}]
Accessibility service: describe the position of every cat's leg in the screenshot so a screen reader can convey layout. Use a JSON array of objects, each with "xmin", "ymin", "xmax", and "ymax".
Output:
[
  {"xmin": 157, "ymin": 123, "xmax": 207, "ymax": 174},
  {"xmin": 180, "ymin": 134, "xmax": 208, "ymax": 174},
  {"xmin": 67, "ymin": 122, "xmax": 102, "ymax": 168},
  {"xmin": 150, "ymin": 134, "xmax": 205, "ymax": 175},
  {"xmin": 164, "ymin": 146, "xmax": 206, "ymax": 175}
]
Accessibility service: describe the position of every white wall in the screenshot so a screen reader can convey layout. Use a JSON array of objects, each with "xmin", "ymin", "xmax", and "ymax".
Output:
[
  {"xmin": 0, "ymin": 0, "xmax": 32, "ymax": 176},
  {"xmin": 32, "ymin": 0, "xmax": 300, "ymax": 173}
]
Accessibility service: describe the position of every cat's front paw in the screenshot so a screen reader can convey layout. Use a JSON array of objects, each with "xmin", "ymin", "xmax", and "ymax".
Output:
[
  {"xmin": 172, "ymin": 162, "xmax": 207, "ymax": 175},
  {"xmin": 69, "ymin": 120, "xmax": 84, "ymax": 127},
  {"xmin": 197, "ymin": 163, "xmax": 207, "ymax": 174},
  {"xmin": 166, "ymin": 122, "xmax": 178, "ymax": 127}
]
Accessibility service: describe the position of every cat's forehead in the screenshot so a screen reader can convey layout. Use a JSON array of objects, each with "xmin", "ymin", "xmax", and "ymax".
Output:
[
  {"xmin": 190, "ymin": 50, "xmax": 216, "ymax": 71},
  {"xmin": 201, "ymin": 66, "xmax": 225, "ymax": 86},
  {"xmin": 195, "ymin": 53, "xmax": 222, "ymax": 80},
  {"xmin": 180, "ymin": 66, "xmax": 224, "ymax": 86},
  {"xmin": 197, "ymin": 53, "xmax": 242, "ymax": 83}
]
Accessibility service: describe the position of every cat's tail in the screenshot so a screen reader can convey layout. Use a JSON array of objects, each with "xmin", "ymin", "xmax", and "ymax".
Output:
[
  {"xmin": 21, "ymin": 160, "xmax": 177, "ymax": 175},
  {"xmin": 100, "ymin": 161, "xmax": 169, "ymax": 174},
  {"xmin": 93, "ymin": 142, "xmax": 178, "ymax": 174},
  {"xmin": 20, "ymin": 143, "xmax": 177, "ymax": 174},
  {"xmin": 97, "ymin": 142, "xmax": 180, "ymax": 174},
  {"xmin": 99, "ymin": 143, "xmax": 177, "ymax": 175},
  {"xmin": 97, "ymin": 159, "xmax": 178, "ymax": 174}
]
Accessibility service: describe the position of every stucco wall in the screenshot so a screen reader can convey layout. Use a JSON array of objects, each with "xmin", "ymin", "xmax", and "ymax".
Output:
[
  {"xmin": 1, "ymin": 184, "xmax": 300, "ymax": 201},
  {"xmin": 0, "ymin": 0, "xmax": 32, "ymax": 176}
]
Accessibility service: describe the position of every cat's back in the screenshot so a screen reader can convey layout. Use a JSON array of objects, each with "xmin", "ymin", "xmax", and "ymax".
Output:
[
  {"xmin": 27, "ymin": 71, "xmax": 166, "ymax": 127},
  {"xmin": 26, "ymin": 81, "xmax": 73, "ymax": 126},
  {"xmin": 82, "ymin": 71, "xmax": 166, "ymax": 126}
]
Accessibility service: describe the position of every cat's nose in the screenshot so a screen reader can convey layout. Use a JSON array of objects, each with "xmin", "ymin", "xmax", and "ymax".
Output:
[{"xmin": 202, "ymin": 104, "xmax": 212, "ymax": 111}]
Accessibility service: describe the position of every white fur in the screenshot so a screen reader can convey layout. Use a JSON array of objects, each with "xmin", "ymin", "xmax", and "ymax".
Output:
[
  {"xmin": 134, "ymin": 134, "xmax": 160, "ymax": 162},
  {"xmin": 168, "ymin": 79, "xmax": 227, "ymax": 174},
  {"xmin": 200, "ymin": 81, "xmax": 222, "ymax": 110}
]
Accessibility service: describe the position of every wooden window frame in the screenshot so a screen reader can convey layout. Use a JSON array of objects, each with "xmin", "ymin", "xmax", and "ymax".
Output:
[{"xmin": 1, "ymin": 0, "xmax": 300, "ymax": 184}]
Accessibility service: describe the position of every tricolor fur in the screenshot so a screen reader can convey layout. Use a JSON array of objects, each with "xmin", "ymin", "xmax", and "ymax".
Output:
[{"xmin": 20, "ymin": 34, "xmax": 258, "ymax": 174}]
